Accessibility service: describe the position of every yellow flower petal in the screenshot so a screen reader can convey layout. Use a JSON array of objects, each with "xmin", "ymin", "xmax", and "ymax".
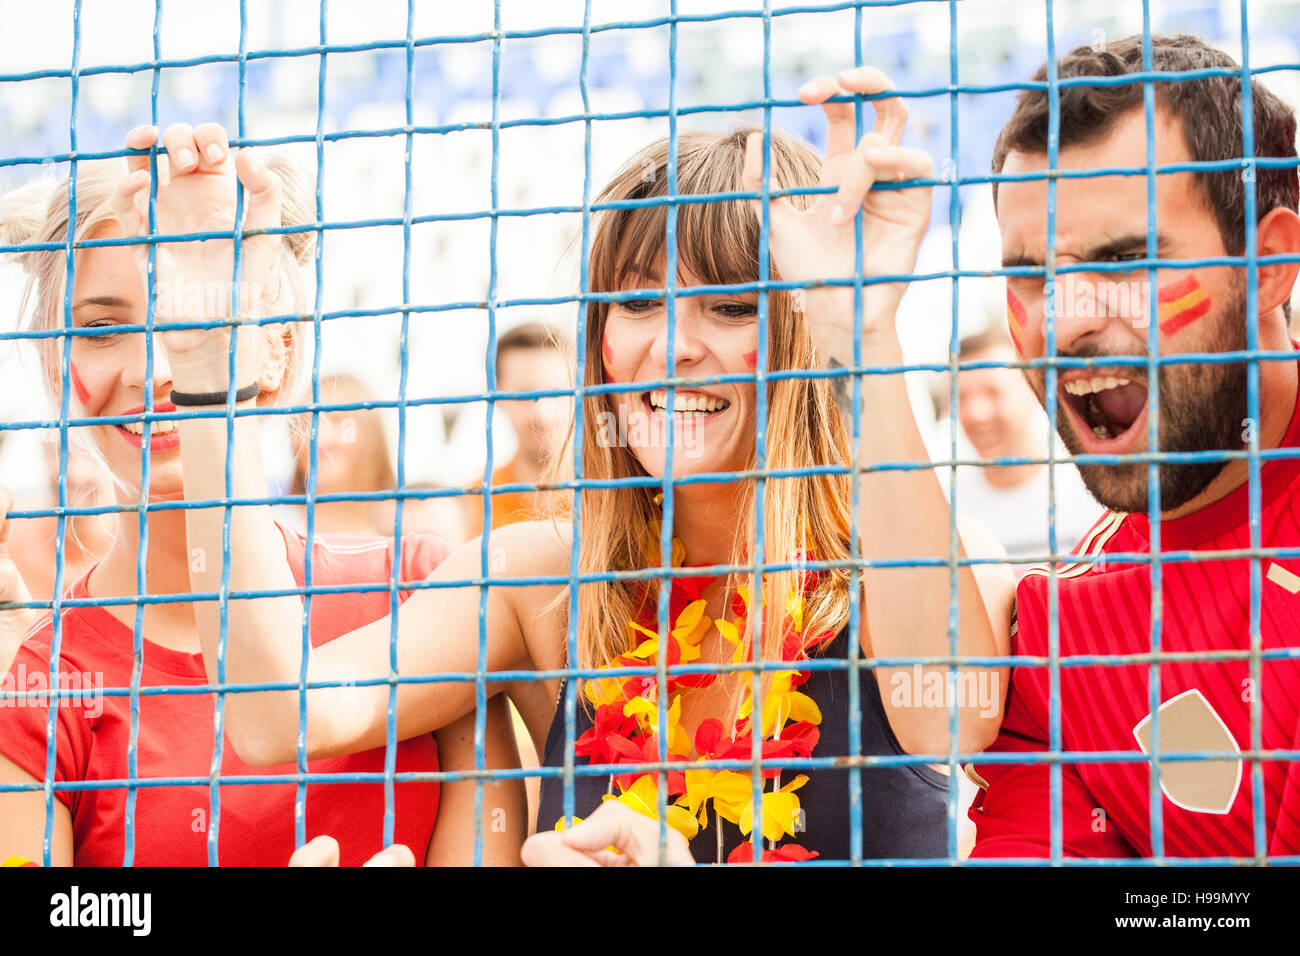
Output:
[
  {"xmin": 683, "ymin": 769, "xmax": 713, "ymax": 814},
  {"xmin": 615, "ymin": 775, "xmax": 659, "ymax": 814},
  {"xmin": 786, "ymin": 691, "xmax": 822, "ymax": 726},
  {"xmin": 666, "ymin": 804, "xmax": 700, "ymax": 840},
  {"xmin": 736, "ymin": 584, "xmax": 750, "ymax": 613},
  {"xmin": 626, "ymin": 639, "xmax": 660, "ymax": 660},
  {"xmin": 737, "ymin": 693, "xmax": 753, "ymax": 721},
  {"xmin": 674, "ymin": 634, "xmax": 703, "ymax": 664},
  {"xmin": 778, "ymin": 774, "xmax": 809, "ymax": 794},
  {"xmin": 708, "ymin": 770, "xmax": 762, "ymax": 824},
  {"xmin": 716, "ymin": 618, "xmax": 740, "ymax": 646},
  {"xmin": 584, "ymin": 675, "xmax": 624, "ymax": 707},
  {"xmin": 672, "ymin": 600, "xmax": 708, "ymax": 639},
  {"xmin": 610, "ymin": 776, "xmax": 699, "ymax": 841},
  {"xmin": 623, "ymin": 696, "xmax": 661, "ymax": 721},
  {"xmin": 739, "ymin": 791, "xmax": 801, "ymax": 842},
  {"xmin": 628, "ymin": 622, "xmax": 659, "ymax": 642}
]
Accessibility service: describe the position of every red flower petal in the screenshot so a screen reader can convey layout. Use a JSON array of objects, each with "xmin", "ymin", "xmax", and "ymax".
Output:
[
  {"xmin": 766, "ymin": 844, "xmax": 819, "ymax": 862},
  {"xmin": 728, "ymin": 842, "xmax": 820, "ymax": 863},
  {"xmin": 781, "ymin": 721, "xmax": 821, "ymax": 756},
  {"xmin": 727, "ymin": 842, "xmax": 757, "ymax": 864},
  {"xmin": 694, "ymin": 718, "xmax": 724, "ymax": 756},
  {"xmin": 605, "ymin": 735, "xmax": 644, "ymax": 759},
  {"xmin": 621, "ymin": 676, "xmax": 657, "ymax": 700},
  {"xmin": 673, "ymin": 672, "xmax": 716, "ymax": 689},
  {"xmin": 730, "ymin": 591, "xmax": 747, "ymax": 618}
]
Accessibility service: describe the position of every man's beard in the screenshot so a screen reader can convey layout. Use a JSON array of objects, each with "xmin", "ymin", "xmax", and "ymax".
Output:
[{"xmin": 1029, "ymin": 284, "xmax": 1248, "ymax": 514}]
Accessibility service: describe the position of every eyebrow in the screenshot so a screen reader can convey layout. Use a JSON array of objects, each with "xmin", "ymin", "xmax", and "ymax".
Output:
[
  {"xmin": 72, "ymin": 295, "xmax": 132, "ymax": 310},
  {"xmin": 1002, "ymin": 232, "xmax": 1176, "ymax": 269}
]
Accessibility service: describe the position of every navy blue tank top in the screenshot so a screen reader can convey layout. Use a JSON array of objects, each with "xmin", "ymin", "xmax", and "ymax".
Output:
[{"xmin": 537, "ymin": 626, "xmax": 950, "ymax": 863}]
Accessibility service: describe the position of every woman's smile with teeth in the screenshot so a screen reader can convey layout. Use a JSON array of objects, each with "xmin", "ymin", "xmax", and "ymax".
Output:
[
  {"xmin": 645, "ymin": 389, "xmax": 730, "ymax": 414},
  {"xmin": 121, "ymin": 419, "xmax": 178, "ymax": 435}
]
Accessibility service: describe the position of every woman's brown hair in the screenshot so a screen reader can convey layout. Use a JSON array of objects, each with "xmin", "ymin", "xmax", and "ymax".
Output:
[{"xmin": 543, "ymin": 127, "xmax": 858, "ymax": 706}]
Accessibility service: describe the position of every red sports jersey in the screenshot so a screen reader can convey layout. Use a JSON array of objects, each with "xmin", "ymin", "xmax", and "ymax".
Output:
[
  {"xmin": 0, "ymin": 525, "xmax": 448, "ymax": 866},
  {"xmin": 969, "ymin": 370, "xmax": 1300, "ymax": 859}
]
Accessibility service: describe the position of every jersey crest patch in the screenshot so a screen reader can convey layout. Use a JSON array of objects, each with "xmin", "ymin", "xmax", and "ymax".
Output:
[{"xmin": 1132, "ymin": 688, "xmax": 1242, "ymax": 815}]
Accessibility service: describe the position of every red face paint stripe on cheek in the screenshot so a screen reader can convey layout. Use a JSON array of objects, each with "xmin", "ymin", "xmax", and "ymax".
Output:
[
  {"xmin": 601, "ymin": 332, "xmax": 616, "ymax": 382},
  {"xmin": 1005, "ymin": 290, "xmax": 1028, "ymax": 357},
  {"xmin": 1156, "ymin": 275, "xmax": 1210, "ymax": 336},
  {"xmin": 741, "ymin": 350, "xmax": 757, "ymax": 369},
  {"xmin": 69, "ymin": 362, "xmax": 91, "ymax": 405}
]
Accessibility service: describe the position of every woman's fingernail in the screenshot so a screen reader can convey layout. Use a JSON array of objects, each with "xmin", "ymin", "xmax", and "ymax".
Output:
[
  {"xmin": 176, "ymin": 148, "xmax": 195, "ymax": 168},
  {"xmin": 798, "ymin": 80, "xmax": 818, "ymax": 98},
  {"xmin": 205, "ymin": 143, "xmax": 223, "ymax": 163},
  {"xmin": 829, "ymin": 204, "xmax": 846, "ymax": 225}
]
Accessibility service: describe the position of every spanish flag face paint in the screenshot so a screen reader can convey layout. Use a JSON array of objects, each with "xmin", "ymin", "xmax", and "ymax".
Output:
[
  {"xmin": 1006, "ymin": 289, "xmax": 1029, "ymax": 357},
  {"xmin": 1156, "ymin": 274, "xmax": 1211, "ymax": 336},
  {"xmin": 741, "ymin": 349, "xmax": 757, "ymax": 370}
]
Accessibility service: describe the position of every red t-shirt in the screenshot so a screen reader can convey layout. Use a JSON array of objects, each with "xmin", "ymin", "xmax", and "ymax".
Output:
[
  {"xmin": 969, "ymin": 369, "xmax": 1300, "ymax": 858},
  {"xmin": 0, "ymin": 525, "xmax": 449, "ymax": 866}
]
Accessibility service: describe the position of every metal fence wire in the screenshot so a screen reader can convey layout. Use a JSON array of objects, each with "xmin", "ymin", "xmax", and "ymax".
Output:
[{"xmin": 1, "ymin": 0, "xmax": 1299, "ymax": 866}]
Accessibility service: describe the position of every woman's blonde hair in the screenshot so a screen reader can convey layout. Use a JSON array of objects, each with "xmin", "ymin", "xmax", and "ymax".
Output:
[
  {"xmin": 0, "ymin": 156, "xmax": 316, "ymax": 409},
  {"xmin": 289, "ymin": 373, "xmax": 396, "ymax": 496},
  {"xmin": 545, "ymin": 127, "xmax": 856, "ymax": 694}
]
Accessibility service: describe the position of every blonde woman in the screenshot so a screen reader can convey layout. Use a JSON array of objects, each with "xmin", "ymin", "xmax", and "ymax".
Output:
[
  {"xmin": 163, "ymin": 68, "xmax": 1014, "ymax": 864},
  {"xmin": 286, "ymin": 373, "xmax": 396, "ymax": 536},
  {"xmin": 0, "ymin": 127, "xmax": 524, "ymax": 866}
]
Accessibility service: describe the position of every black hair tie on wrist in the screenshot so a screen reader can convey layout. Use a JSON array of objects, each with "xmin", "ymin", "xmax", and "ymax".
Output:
[{"xmin": 170, "ymin": 383, "xmax": 262, "ymax": 406}]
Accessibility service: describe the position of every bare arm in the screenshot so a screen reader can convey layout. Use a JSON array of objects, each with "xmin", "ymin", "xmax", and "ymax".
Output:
[
  {"xmin": 425, "ymin": 696, "xmax": 527, "ymax": 866},
  {"xmin": 0, "ymin": 754, "xmax": 74, "ymax": 866},
  {"xmin": 741, "ymin": 68, "xmax": 1011, "ymax": 755}
]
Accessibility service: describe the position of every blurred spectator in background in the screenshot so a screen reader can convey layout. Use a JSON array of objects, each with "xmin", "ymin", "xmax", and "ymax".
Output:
[
  {"xmin": 6, "ymin": 435, "xmax": 115, "ymax": 605},
  {"xmin": 288, "ymin": 374, "xmax": 394, "ymax": 536},
  {"xmin": 289, "ymin": 374, "xmax": 469, "ymax": 547},
  {"xmin": 465, "ymin": 322, "xmax": 573, "ymax": 534},
  {"xmin": 461, "ymin": 321, "xmax": 574, "ymax": 829},
  {"xmin": 954, "ymin": 326, "xmax": 1103, "ymax": 574},
  {"xmin": 375, "ymin": 481, "xmax": 470, "ymax": 549}
]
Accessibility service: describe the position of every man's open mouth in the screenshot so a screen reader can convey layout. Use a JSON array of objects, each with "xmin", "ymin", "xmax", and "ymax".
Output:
[{"xmin": 1061, "ymin": 374, "xmax": 1148, "ymax": 442}]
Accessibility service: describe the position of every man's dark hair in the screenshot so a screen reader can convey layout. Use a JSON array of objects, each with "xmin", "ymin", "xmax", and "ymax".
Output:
[
  {"xmin": 992, "ymin": 34, "xmax": 1298, "ymax": 260},
  {"xmin": 494, "ymin": 321, "xmax": 572, "ymax": 380}
]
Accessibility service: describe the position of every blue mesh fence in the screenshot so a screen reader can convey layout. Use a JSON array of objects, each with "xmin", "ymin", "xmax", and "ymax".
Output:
[{"xmin": 0, "ymin": 0, "xmax": 1298, "ymax": 867}]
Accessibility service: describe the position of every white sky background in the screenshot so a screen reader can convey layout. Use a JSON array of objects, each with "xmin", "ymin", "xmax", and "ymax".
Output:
[{"xmin": 1, "ymin": 0, "xmax": 1298, "ymax": 496}]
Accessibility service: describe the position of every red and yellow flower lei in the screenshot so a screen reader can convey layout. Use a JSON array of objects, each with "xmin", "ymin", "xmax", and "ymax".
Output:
[{"xmin": 557, "ymin": 536, "xmax": 833, "ymax": 864}]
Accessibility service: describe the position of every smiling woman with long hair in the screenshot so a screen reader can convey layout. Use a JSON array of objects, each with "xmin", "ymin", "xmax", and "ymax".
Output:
[
  {"xmin": 161, "ymin": 67, "xmax": 1013, "ymax": 865},
  {"xmin": 0, "ymin": 127, "xmax": 524, "ymax": 866}
]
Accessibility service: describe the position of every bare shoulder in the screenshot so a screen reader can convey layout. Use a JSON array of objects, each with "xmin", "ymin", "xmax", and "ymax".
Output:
[
  {"xmin": 425, "ymin": 518, "xmax": 570, "ymax": 581},
  {"xmin": 484, "ymin": 519, "xmax": 573, "ymax": 577},
  {"xmin": 491, "ymin": 522, "xmax": 571, "ymax": 675}
]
